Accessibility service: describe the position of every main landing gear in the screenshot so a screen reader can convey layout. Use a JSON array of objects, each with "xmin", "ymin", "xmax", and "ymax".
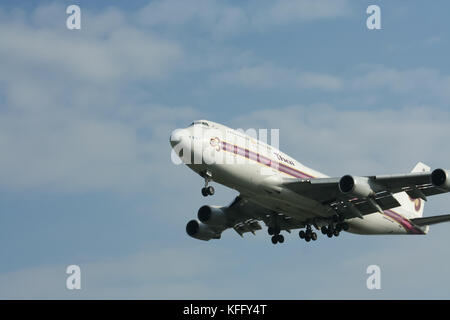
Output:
[
  {"xmin": 201, "ymin": 171, "xmax": 214, "ymax": 197},
  {"xmin": 321, "ymin": 220, "xmax": 349, "ymax": 238},
  {"xmin": 299, "ymin": 225, "xmax": 317, "ymax": 242},
  {"xmin": 268, "ymin": 226, "xmax": 284, "ymax": 244},
  {"xmin": 268, "ymin": 216, "xmax": 350, "ymax": 245},
  {"xmin": 298, "ymin": 216, "xmax": 350, "ymax": 243}
]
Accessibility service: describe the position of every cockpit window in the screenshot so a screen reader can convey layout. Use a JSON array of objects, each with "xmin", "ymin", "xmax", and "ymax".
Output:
[{"xmin": 189, "ymin": 121, "xmax": 209, "ymax": 127}]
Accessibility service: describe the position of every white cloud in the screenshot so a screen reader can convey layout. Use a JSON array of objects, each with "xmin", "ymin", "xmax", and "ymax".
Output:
[
  {"xmin": 0, "ymin": 7, "xmax": 182, "ymax": 86},
  {"xmin": 0, "ymin": 246, "xmax": 229, "ymax": 299},
  {"xmin": 137, "ymin": 0, "xmax": 247, "ymax": 36},
  {"xmin": 426, "ymin": 35, "xmax": 442, "ymax": 45},
  {"xmin": 3, "ymin": 231, "xmax": 450, "ymax": 299},
  {"xmin": 251, "ymin": 0, "xmax": 352, "ymax": 28},
  {"xmin": 213, "ymin": 64, "xmax": 343, "ymax": 91},
  {"xmin": 214, "ymin": 63, "xmax": 450, "ymax": 100},
  {"xmin": 137, "ymin": 0, "xmax": 353, "ymax": 35},
  {"xmin": 296, "ymin": 72, "xmax": 343, "ymax": 91},
  {"xmin": 0, "ymin": 103, "xmax": 200, "ymax": 193},
  {"xmin": 0, "ymin": 5, "xmax": 193, "ymax": 193},
  {"xmin": 353, "ymin": 65, "xmax": 450, "ymax": 101}
]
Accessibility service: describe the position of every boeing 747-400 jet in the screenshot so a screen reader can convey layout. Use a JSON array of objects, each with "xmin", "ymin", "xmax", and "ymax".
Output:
[{"xmin": 170, "ymin": 120, "xmax": 450, "ymax": 244}]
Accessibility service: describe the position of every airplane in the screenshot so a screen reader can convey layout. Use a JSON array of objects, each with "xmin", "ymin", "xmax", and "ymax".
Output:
[{"xmin": 170, "ymin": 119, "xmax": 450, "ymax": 244}]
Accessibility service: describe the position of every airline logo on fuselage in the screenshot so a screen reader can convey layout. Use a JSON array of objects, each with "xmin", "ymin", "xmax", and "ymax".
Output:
[{"xmin": 274, "ymin": 152, "xmax": 295, "ymax": 167}]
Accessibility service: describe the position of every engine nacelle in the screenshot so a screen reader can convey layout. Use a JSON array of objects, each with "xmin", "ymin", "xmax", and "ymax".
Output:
[
  {"xmin": 186, "ymin": 220, "xmax": 220, "ymax": 241},
  {"xmin": 431, "ymin": 168, "xmax": 450, "ymax": 189},
  {"xmin": 197, "ymin": 205, "xmax": 227, "ymax": 226},
  {"xmin": 338, "ymin": 175, "xmax": 376, "ymax": 198}
]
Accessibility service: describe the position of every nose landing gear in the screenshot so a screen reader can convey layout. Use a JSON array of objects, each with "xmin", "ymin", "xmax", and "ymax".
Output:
[
  {"xmin": 201, "ymin": 186, "xmax": 215, "ymax": 196},
  {"xmin": 200, "ymin": 171, "xmax": 214, "ymax": 197}
]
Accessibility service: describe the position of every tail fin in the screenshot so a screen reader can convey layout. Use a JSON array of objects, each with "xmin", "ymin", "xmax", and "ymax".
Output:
[{"xmin": 396, "ymin": 162, "xmax": 430, "ymax": 218}]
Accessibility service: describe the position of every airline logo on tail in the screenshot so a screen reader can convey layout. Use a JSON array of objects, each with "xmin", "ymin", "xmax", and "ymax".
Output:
[{"xmin": 409, "ymin": 196, "xmax": 422, "ymax": 212}]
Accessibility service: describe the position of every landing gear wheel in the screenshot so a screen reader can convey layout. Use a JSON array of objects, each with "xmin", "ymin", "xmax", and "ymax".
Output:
[
  {"xmin": 206, "ymin": 186, "xmax": 215, "ymax": 196},
  {"xmin": 311, "ymin": 232, "xmax": 318, "ymax": 241},
  {"xmin": 299, "ymin": 230, "xmax": 305, "ymax": 239},
  {"xmin": 327, "ymin": 231, "xmax": 333, "ymax": 238},
  {"xmin": 342, "ymin": 222, "xmax": 349, "ymax": 231},
  {"xmin": 277, "ymin": 234, "xmax": 284, "ymax": 243},
  {"xmin": 333, "ymin": 230, "xmax": 340, "ymax": 237},
  {"xmin": 271, "ymin": 236, "xmax": 278, "ymax": 244},
  {"xmin": 306, "ymin": 229, "xmax": 312, "ymax": 237},
  {"xmin": 305, "ymin": 235, "xmax": 311, "ymax": 242},
  {"xmin": 321, "ymin": 226, "xmax": 328, "ymax": 234},
  {"xmin": 268, "ymin": 227, "xmax": 274, "ymax": 236},
  {"xmin": 201, "ymin": 170, "xmax": 213, "ymax": 197},
  {"xmin": 201, "ymin": 186, "xmax": 214, "ymax": 196}
]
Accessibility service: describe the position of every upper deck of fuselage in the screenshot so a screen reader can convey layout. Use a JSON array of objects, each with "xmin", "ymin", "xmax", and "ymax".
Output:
[{"xmin": 185, "ymin": 120, "xmax": 328, "ymax": 179}]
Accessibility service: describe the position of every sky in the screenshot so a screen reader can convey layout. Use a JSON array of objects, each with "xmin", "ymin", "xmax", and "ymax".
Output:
[{"xmin": 0, "ymin": 0, "xmax": 450, "ymax": 299}]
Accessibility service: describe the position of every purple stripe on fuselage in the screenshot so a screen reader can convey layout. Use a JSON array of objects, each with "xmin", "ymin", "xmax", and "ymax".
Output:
[
  {"xmin": 384, "ymin": 210, "xmax": 424, "ymax": 234},
  {"xmin": 220, "ymin": 141, "xmax": 314, "ymax": 179}
]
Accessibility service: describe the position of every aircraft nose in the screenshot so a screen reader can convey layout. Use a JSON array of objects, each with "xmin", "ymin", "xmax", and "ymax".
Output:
[{"xmin": 169, "ymin": 129, "xmax": 183, "ymax": 147}]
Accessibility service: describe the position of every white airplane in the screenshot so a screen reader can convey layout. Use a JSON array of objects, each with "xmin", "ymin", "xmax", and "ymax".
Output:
[{"xmin": 170, "ymin": 120, "xmax": 450, "ymax": 244}]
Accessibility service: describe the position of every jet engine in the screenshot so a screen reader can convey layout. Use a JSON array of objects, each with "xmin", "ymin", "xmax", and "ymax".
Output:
[
  {"xmin": 197, "ymin": 205, "xmax": 227, "ymax": 226},
  {"xmin": 338, "ymin": 175, "xmax": 376, "ymax": 198},
  {"xmin": 431, "ymin": 168, "xmax": 450, "ymax": 189},
  {"xmin": 186, "ymin": 220, "xmax": 221, "ymax": 241}
]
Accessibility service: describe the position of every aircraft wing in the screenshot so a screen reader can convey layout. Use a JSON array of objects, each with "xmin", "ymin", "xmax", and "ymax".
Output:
[
  {"xmin": 191, "ymin": 195, "xmax": 305, "ymax": 240},
  {"xmin": 225, "ymin": 196, "xmax": 304, "ymax": 236},
  {"xmin": 224, "ymin": 196, "xmax": 263, "ymax": 236},
  {"xmin": 283, "ymin": 168, "xmax": 450, "ymax": 218}
]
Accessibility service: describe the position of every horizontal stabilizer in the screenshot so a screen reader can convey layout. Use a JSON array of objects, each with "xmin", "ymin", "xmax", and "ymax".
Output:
[{"xmin": 411, "ymin": 214, "xmax": 450, "ymax": 227}]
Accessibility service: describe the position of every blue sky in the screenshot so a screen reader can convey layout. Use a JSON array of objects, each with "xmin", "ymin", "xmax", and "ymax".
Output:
[{"xmin": 1, "ymin": 0, "xmax": 450, "ymax": 299}]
